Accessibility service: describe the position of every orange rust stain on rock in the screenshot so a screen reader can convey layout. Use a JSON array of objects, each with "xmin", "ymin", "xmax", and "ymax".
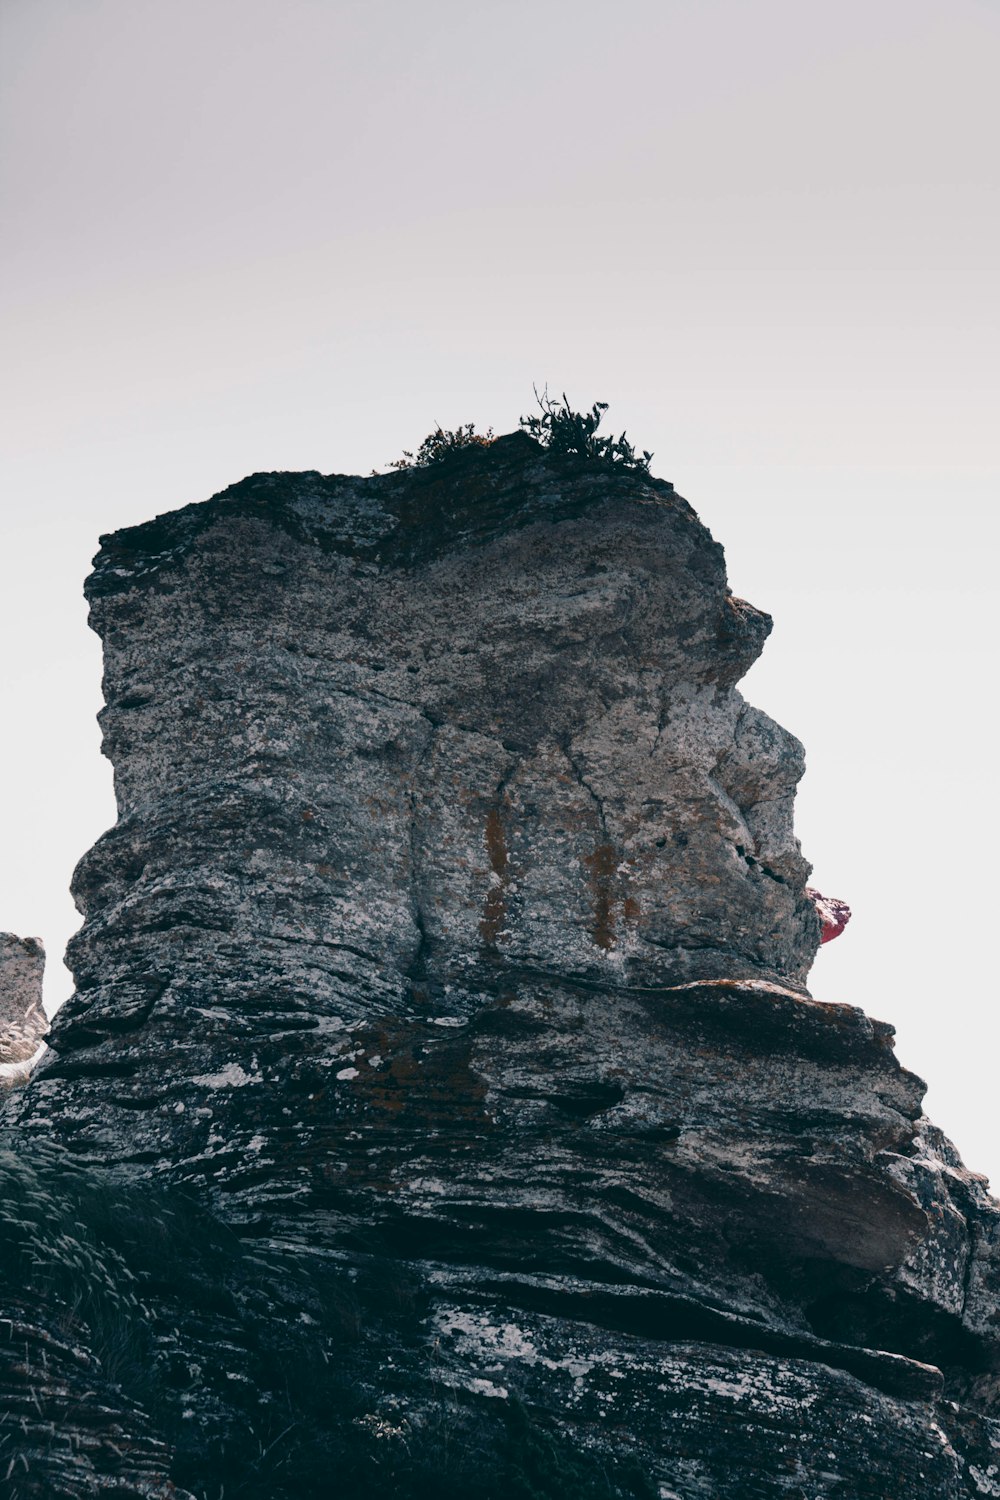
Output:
[
  {"xmin": 479, "ymin": 805, "xmax": 509, "ymax": 946},
  {"xmin": 623, "ymin": 896, "xmax": 641, "ymax": 925},
  {"xmin": 583, "ymin": 842, "xmax": 617, "ymax": 950}
]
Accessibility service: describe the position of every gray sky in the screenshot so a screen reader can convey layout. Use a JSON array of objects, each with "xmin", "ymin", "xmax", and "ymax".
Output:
[{"xmin": 2, "ymin": 0, "xmax": 998, "ymax": 1176}]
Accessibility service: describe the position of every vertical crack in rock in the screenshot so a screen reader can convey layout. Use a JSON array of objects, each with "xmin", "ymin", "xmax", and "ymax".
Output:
[
  {"xmin": 479, "ymin": 764, "xmax": 516, "ymax": 950},
  {"xmin": 405, "ymin": 717, "xmax": 437, "ymax": 996},
  {"xmin": 962, "ymin": 1207, "xmax": 978, "ymax": 1321},
  {"xmin": 563, "ymin": 743, "xmax": 618, "ymax": 951},
  {"xmin": 3, "ymin": 434, "xmax": 1000, "ymax": 1498}
]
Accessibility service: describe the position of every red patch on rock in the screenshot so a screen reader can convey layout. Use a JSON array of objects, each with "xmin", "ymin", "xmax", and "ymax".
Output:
[{"xmin": 807, "ymin": 887, "xmax": 851, "ymax": 944}]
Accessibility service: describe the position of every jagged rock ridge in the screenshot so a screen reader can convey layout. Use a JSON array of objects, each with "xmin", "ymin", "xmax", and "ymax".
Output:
[{"xmin": 2, "ymin": 432, "xmax": 999, "ymax": 1498}]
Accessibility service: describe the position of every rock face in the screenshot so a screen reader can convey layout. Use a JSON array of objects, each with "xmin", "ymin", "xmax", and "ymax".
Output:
[
  {"xmin": 2, "ymin": 433, "xmax": 1000, "ymax": 1498},
  {"xmin": 0, "ymin": 933, "xmax": 47, "ymax": 1082}
]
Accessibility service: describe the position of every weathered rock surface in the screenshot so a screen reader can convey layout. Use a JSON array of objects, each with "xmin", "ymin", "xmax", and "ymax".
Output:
[
  {"xmin": 2, "ymin": 434, "xmax": 999, "ymax": 1498},
  {"xmin": 0, "ymin": 933, "xmax": 47, "ymax": 1084}
]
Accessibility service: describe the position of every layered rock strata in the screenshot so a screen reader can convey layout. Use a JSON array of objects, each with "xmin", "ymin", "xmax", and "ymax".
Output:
[{"xmin": 2, "ymin": 434, "xmax": 999, "ymax": 1498}]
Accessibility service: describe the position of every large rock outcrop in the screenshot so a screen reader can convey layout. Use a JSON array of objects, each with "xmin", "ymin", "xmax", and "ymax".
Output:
[{"xmin": 2, "ymin": 433, "xmax": 999, "ymax": 1498}]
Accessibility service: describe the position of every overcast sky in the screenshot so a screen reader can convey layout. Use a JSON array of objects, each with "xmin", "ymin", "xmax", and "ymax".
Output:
[{"xmin": 2, "ymin": 0, "xmax": 998, "ymax": 1177}]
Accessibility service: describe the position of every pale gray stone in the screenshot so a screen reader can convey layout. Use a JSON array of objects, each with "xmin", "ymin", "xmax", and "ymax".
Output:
[{"xmin": 0, "ymin": 932, "xmax": 46, "ymax": 1076}]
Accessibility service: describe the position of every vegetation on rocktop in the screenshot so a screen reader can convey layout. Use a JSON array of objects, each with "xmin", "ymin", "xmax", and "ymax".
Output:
[
  {"xmin": 389, "ymin": 389, "xmax": 652, "ymax": 475},
  {"xmin": 389, "ymin": 423, "xmax": 495, "ymax": 469}
]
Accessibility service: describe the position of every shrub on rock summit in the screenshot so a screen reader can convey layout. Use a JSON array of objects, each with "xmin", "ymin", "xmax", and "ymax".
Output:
[
  {"xmin": 519, "ymin": 387, "xmax": 652, "ymax": 473},
  {"xmin": 388, "ymin": 388, "xmax": 652, "ymax": 475},
  {"xmin": 390, "ymin": 423, "xmax": 495, "ymax": 470}
]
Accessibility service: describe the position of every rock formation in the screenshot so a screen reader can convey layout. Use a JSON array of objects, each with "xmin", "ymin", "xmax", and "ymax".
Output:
[{"xmin": 2, "ymin": 432, "xmax": 999, "ymax": 1498}]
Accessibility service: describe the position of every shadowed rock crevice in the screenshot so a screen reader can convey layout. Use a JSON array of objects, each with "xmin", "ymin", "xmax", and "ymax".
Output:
[{"xmin": 2, "ymin": 435, "xmax": 999, "ymax": 1497}]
